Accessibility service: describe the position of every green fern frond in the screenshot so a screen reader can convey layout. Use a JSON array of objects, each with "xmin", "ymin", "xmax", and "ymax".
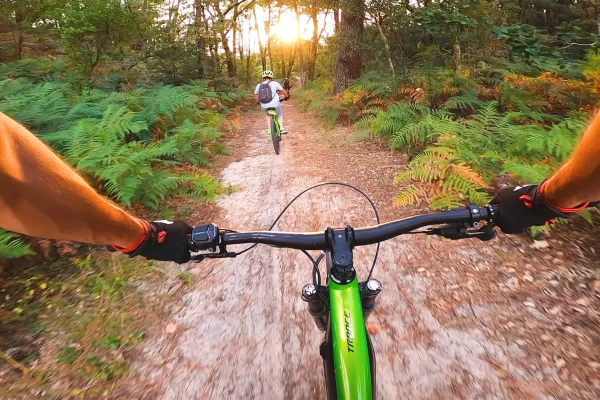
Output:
[
  {"xmin": 393, "ymin": 185, "xmax": 421, "ymax": 207},
  {"xmin": 395, "ymin": 164, "xmax": 443, "ymax": 184},
  {"xmin": 441, "ymin": 94, "xmax": 484, "ymax": 111},
  {"xmin": 189, "ymin": 174, "xmax": 221, "ymax": 201},
  {"xmin": 429, "ymin": 193, "xmax": 464, "ymax": 210},
  {"xmin": 503, "ymin": 161, "xmax": 550, "ymax": 182},
  {"xmin": 530, "ymin": 224, "xmax": 554, "ymax": 237},
  {"xmin": 350, "ymin": 129, "xmax": 373, "ymax": 142},
  {"xmin": 0, "ymin": 229, "xmax": 34, "ymax": 259}
]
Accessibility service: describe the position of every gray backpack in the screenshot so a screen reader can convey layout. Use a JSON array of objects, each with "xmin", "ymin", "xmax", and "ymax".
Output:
[{"xmin": 258, "ymin": 82, "xmax": 275, "ymax": 104}]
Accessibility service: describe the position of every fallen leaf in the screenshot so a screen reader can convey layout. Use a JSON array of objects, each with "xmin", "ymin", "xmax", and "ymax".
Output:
[
  {"xmin": 548, "ymin": 306, "xmax": 561, "ymax": 315},
  {"xmin": 541, "ymin": 334, "xmax": 553, "ymax": 342},
  {"xmin": 564, "ymin": 326, "xmax": 578, "ymax": 336},
  {"xmin": 366, "ymin": 324, "xmax": 379, "ymax": 335},
  {"xmin": 165, "ymin": 323, "xmax": 178, "ymax": 334},
  {"xmin": 530, "ymin": 240, "xmax": 550, "ymax": 250},
  {"xmin": 575, "ymin": 298, "xmax": 590, "ymax": 306},
  {"xmin": 588, "ymin": 361, "xmax": 600, "ymax": 369}
]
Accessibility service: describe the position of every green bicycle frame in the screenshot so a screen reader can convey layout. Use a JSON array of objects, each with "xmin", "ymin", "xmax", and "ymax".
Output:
[
  {"xmin": 267, "ymin": 109, "xmax": 281, "ymax": 135},
  {"xmin": 329, "ymin": 278, "xmax": 373, "ymax": 399}
]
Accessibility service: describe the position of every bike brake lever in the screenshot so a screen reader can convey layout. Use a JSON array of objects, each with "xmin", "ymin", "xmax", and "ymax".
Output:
[
  {"xmin": 427, "ymin": 223, "xmax": 497, "ymax": 241},
  {"xmin": 190, "ymin": 251, "xmax": 238, "ymax": 263}
]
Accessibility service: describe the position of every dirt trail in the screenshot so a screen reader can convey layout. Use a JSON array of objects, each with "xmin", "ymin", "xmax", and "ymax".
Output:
[{"xmin": 131, "ymin": 100, "xmax": 600, "ymax": 399}]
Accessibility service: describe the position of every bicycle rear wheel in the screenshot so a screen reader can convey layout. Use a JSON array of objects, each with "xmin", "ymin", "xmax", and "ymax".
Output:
[{"xmin": 271, "ymin": 116, "xmax": 280, "ymax": 155}]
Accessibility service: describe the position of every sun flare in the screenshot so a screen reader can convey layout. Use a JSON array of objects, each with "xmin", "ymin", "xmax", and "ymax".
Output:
[{"xmin": 277, "ymin": 11, "xmax": 298, "ymax": 42}]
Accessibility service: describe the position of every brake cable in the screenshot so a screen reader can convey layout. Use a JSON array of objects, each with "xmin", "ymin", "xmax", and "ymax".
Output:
[{"xmin": 223, "ymin": 182, "xmax": 382, "ymax": 300}]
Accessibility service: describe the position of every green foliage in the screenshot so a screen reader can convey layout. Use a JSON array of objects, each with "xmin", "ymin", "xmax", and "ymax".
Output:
[
  {"xmin": 0, "ymin": 59, "xmax": 243, "ymax": 211},
  {"xmin": 0, "ymin": 81, "xmax": 73, "ymax": 134},
  {"xmin": 440, "ymin": 93, "xmax": 484, "ymax": 111},
  {"xmin": 0, "ymin": 229, "xmax": 34, "ymax": 259},
  {"xmin": 492, "ymin": 25, "xmax": 544, "ymax": 61},
  {"xmin": 0, "ymin": 58, "xmax": 67, "ymax": 81},
  {"xmin": 525, "ymin": 113, "xmax": 586, "ymax": 161},
  {"xmin": 58, "ymin": 347, "xmax": 82, "ymax": 364},
  {"xmin": 386, "ymin": 100, "xmax": 587, "ymax": 209}
]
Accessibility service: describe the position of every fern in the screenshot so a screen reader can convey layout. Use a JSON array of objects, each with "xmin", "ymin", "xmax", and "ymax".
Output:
[
  {"xmin": 525, "ymin": 115, "xmax": 585, "ymax": 161},
  {"xmin": 441, "ymin": 93, "xmax": 484, "ymax": 111},
  {"xmin": 429, "ymin": 193, "xmax": 464, "ymax": 210},
  {"xmin": 190, "ymin": 174, "xmax": 221, "ymax": 201},
  {"xmin": 502, "ymin": 161, "xmax": 550, "ymax": 182},
  {"xmin": 165, "ymin": 120, "xmax": 221, "ymax": 166},
  {"xmin": 0, "ymin": 229, "xmax": 34, "ymax": 259},
  {"xmin": 395, "ymin": 164, "xmax": 444, "ymax": 184},
  {"xmin": 390, "ymin": 112, "xmax": 457, "ymax": 149},
  {"xmin": 0, "ymin": 59, "xmax": 242, "ymax": 211},
  {"xmin": 0, "ymin": 81, "xmax": 72, "ymax": 133},
  {"xmin": 449, "ymin": 163, "xmax": 489, "ymax": 188},
  {"xmin": 393, "ymin": 185, "xmax": 422, "ymax": 207}
]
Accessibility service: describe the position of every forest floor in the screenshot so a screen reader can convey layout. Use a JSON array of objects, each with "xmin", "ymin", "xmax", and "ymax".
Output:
[{"xmin": 123, "ymin": 99, "xmax": 600, "ymax": 400}]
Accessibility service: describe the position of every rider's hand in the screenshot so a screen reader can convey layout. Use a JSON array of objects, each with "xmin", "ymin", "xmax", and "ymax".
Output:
[
  {"xmin": 489, "ymin": 181, "xmax": 588, "ymax": 234},
  {"xmin": 108, "ymin": 219, "xmax": 192, "ymax": 263}
]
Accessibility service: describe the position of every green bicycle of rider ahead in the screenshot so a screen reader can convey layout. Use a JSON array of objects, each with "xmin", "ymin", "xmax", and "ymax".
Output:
[{"xmin": 254, "ymin": 70, "xmax": 289, "ymax": 136}]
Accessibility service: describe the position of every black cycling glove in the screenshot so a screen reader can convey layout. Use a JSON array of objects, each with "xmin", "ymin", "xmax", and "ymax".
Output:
[
  {"xmin": 108, "ymin": 219, "xmax": 192, "ymax": 264},
  {"xmin": 489, "ymin": 181, "xmax": 589, "ymax": 234}
]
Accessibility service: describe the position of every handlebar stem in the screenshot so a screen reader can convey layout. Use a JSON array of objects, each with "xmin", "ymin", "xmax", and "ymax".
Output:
[{"xmin": 327, "ymin": 226, "xmax": 357, "ymax": 285}]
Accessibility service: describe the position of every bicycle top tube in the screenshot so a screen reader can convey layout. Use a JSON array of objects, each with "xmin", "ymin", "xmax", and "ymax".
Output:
[{"xmin": 189, "ymin": 204, "xmax": 500, "ymax": 252}]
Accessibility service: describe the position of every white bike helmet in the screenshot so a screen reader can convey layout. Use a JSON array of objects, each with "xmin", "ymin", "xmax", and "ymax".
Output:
[{"xmin": 262, "ymin": 70, "xmax": 274, "ymax": 79}]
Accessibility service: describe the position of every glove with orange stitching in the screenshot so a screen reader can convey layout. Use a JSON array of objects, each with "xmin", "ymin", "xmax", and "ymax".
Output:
[
  {"xmin": 108, "ymin": 219, "xmax": 192, "ymax": 264},
  {"xmin": 489, "ymin": 181, "xmax": 589, "ymax": 234}
]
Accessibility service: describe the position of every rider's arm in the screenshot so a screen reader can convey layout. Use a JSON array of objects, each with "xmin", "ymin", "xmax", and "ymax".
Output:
[
  {"xmin": 0, "ymin": 112, "xmax": 144, "ymax": 247},
  {"xmin": 254, "ymin": 84, "xmax": 260, "ymax": 103},
  {"xmin": 544, "ymin": 112, "xmax": 600, "ymax": 207},
  {"xmin": 273, "ymin": 82, "xmax": 288, "ymax": 97},
  {"xmin": 491, "ymin": 111, "xmax": 600, "ymax": 234}
]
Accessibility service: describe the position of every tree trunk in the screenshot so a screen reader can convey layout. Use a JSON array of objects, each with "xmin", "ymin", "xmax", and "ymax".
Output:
[
  {"xmin": 373, "ymin": 14, "xmax": 394, "ymax": 77},
  {"xmin": 294, "ymin": 4, "xmax": 303, "ymax": 75},
  {"xmin": 332, "ymin": 0, "xmax": 364, "ymax": 94},
  {"xmin": 220, "ymin": 31, "xmax": 236, "ymax": 78},
  {"xmin": 597, "ymin": 4, "xmax": 600, "ymax": 35},
  {"xmin": 168, "ymin": 0, "xmax": 182, "ymax": 40},
  {"xmin": 213, "ymin": 3, "xmax": 236, "ymax": 79},
  {"xmin": 253, "ymin": 6, "xmax": 267, "ymax": 70},
  {"xmin": 209, "ymin": 44, "xmax": 220, "ymax": 73},
  {"xmin": 12, "ymin": 10, "xmax": 25, "ymax": 60},
  {"xmin": 232, "ymin": 4, "xmax": 239, "ymax": 64},
  {"xmin": 308, "ymin": 2, "xmax": 319, "ymax": 80},
  {"xmin": 266, "ymin": 4, "xmax": 273, "ymax": 70},
  {"xmin": 288, "ymin": 43, "xmax": 296, "ymax": 77},
  {"xmin": 194, "ymin": 0, "xmax": 206, "ymax": 79},
  {"xmin": 245, "ymin": 45, "xmax": 251, "ymax": 84},
  {"xmin": 453, "ymin": 39, "xmax": 462, "ymax": 73},
  {"xmin": 334, "ymin": 7, "xmax": 340, "ymax": 33}
]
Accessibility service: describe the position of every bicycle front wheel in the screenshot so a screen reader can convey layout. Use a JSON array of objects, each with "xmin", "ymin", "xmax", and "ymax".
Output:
[{"xmin": 271, "ymin": 116, "xmax": 280, "ymax": 155}]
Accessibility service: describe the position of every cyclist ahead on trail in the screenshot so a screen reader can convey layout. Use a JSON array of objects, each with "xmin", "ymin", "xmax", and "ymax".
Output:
[
  {"xmin": 1, "ymin": 109, "xmax": 600, "ymax": 264},
  {"xmin": 254, "ymin": 70, "xmax": 289, "ymax": 135},
  {"xmin": 283, "ymin": 78, "xmax": 292, "ymax": 96}
]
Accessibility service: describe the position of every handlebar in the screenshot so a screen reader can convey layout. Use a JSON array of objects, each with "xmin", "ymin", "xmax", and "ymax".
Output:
[{"xmin": 187, "ymin": 204, "xmax": 500, "ymax": 256}]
